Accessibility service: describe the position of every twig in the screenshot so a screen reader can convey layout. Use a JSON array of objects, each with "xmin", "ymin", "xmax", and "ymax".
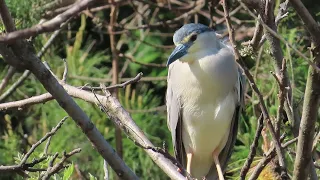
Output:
[
  {"xmin": 0, "ymin": 66, "xmax": 16, "ymax": 94},
  {"xmin": 271, "ymin": 59, "xmax": 287, "ymax": 137},
  {"xmin": 250, "ymin": 19, "xmax": 263, "ymax": 50},
  {"xmin": 0, "ymin": 0, "xmax": 97, "ymax": 43},
  {"xmin": 102, "ymin": 72, "xmax": 143, "ymax": 89},
  {"xmin": 240, "ymin": 114, "xmax": 263, "ymax": 180},
  {"xmin": 70, "ymin": 75, "xmax": 167, "ymax": 83},
  {"xmin": 62, "ymin": 59, "xmax": 68, "ymax": 83},
  {"xmin": 20, "ymin": 117, "xmax": 68, "ymax": 165},
  {"xmin": 41, "ymin": 148, "xmax": 82, "ymax": 180},
  {"xmin": 0, "ymin": 73, "xmax": 143, "ymax": 111},
  {"xmin": 44, "ymin": 137, "xmax": 52, "ymax": 156}
]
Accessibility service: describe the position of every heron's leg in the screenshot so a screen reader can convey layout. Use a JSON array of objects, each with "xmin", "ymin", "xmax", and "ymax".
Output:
[
  {"xmin": 212, "ymin": 150, "xmax": 225, "ymax": 180},
  {"xmin": 186, "ymin": 152, "xmax": 193, "ymax": 174}
]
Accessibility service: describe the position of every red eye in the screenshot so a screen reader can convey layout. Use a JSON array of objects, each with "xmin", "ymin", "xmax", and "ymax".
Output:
[{"xmin": 190, "ymin": 34, "xmax": 197, "ymax": 42}]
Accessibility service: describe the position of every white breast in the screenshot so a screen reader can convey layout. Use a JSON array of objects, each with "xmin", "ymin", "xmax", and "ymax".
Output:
[{"xmin": 168, "ymin": 46, "xmax": 238, "ymax": 178}]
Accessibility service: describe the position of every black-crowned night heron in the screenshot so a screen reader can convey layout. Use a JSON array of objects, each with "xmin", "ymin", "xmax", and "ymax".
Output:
[{"xmin": 166, "ymin": 23, "xmax": 245, "ymax": 179}]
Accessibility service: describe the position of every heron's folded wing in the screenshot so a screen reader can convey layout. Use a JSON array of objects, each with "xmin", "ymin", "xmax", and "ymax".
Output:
[
  {"xmin": 166, "ymin": 65, "xmax": 186, "ymax": 167},
  {"xmin": 207, "ymin": 67, "xmax": 246, "ymax": 179}
]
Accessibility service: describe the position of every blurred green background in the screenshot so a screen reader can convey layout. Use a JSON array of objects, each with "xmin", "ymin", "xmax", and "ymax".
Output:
[{"xmin": 0, "ymin": 0, "xmax": 319, "ymax": 179}]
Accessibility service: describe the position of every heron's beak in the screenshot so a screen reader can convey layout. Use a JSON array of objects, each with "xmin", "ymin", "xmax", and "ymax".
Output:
[{"xmin": 167, "ymin": 43, "xmax": 190, "ymax": 66}]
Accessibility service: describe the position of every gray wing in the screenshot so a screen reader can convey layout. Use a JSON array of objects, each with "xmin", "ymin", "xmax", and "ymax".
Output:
[
  {"xmin": 206, "ymin": 67, "xmax": 246, "ymax": 179},
  {"xmin": 166, "ymin": 64, "xmax": 187, "ymax": 168}
]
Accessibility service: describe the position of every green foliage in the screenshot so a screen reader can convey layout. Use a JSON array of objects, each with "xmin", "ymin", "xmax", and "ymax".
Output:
[
  {"xmin": 5, "ymin": 0, "xmax": 46, "ymax": 29},
  {"xmin": 1, "ymin": 0, "xmax": 320, "ymax": 179}
]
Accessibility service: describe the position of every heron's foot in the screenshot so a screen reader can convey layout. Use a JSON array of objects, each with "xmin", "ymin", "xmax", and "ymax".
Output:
[
  {"xmin": 186, "ymin": 152, "xmax": 193, "ymax": 174},
  {"xmin": 212, "ymin": 150, "xmax": 225, "ymax": 180}
]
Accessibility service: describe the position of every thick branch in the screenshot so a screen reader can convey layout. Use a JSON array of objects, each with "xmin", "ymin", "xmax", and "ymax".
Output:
[
  {"xmin": 289, "ymin": 0, "xmax": 320, "ymax": 179},
  {"xmin": 293, "ymin": 50, "xmax": 320, "ymax": 180}
]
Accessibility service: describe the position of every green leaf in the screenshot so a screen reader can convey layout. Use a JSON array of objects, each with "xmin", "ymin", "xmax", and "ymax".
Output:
[
  {"xmin": 89, "ymin": 173, "xmax": 97, "ymax": 180},
  {"xmin": 63, "ymin": 163, "xmax": 74, "ymax": 180}
]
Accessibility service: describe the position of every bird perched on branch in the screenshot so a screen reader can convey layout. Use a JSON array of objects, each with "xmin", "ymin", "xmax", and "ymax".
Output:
[{"xmin": 166, "ymin": 23, "xmax": 245, "ymax": 180}]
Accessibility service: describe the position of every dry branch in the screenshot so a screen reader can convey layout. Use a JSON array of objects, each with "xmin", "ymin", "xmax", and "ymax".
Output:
[
  {"xmin": 0, "ymin": 0, "xmax": 97, "ymax": 43},
  {"xmin": 41, "ymin": 148, "xmax": 82, "ymax": 180}
]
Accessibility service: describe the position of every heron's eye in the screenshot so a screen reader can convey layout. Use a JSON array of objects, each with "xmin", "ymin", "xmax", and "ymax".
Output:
[{"xmin": 190, "ymin": 34, "xmax": 197, "ymax": 42}]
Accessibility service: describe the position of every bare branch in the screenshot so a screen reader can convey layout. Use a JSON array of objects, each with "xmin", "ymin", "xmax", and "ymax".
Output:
[
  {"xmin": 70, "ymin": 75, "xmax": 167, "ymax": 83},
  {"xmin": 0, "ymin": 0, "xmax": 97, "ymax": 43},
  {"xmin": 240, "ymin": 114, "xmax": 263, "ymax": 179},
  {"xmin": 62, "ymin": 59, "xmax": 68, "ymax": 83},
  {"xmin": 0, "ymin": 66, "xmax": 16, "ymax": 94},
  {"xmin": 293, "ymin": 48, "xmax": 320, "ymax": 180},
  {"xmin": 41, "ymin": 148, "xmax": 82, "ymax": 180},
  {"xmin": 0, "ymin": 73, "xmax": 142, "ymax": 111},
  {"xmin": 101, "ymin": 72, "xmax": 143, "ymax": 90}
]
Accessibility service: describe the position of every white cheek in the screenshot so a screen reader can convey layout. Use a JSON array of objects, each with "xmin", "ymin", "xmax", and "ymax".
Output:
[{"xmin": 188, "ymin": 42, "xmax": 200, "ymax": 53}]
